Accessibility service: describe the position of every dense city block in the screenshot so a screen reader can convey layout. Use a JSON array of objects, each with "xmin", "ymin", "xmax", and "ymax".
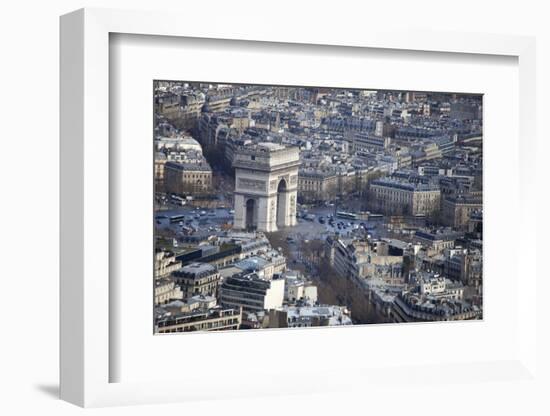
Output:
[{"xmin": 153, "ymin": 82, "xmax": 483, "ymax": 333}]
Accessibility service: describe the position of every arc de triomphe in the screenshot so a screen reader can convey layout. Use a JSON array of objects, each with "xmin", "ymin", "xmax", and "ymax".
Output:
[{"xmin": 233, "ymin": 143, "xmax": 299, "ymax": 232}]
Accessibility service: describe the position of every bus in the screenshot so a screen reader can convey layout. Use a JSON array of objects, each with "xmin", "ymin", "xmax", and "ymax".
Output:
[
  {"xmin": 170, "ymin": 194, "xmax": 186, "ymax": 206},
  {"xmin": 169, "ymin": 214, "xmax": 186, "ymax": 224},
  {"xmin": 367, "ymin": 213, "xmax": 384, "ymax": 222},
  {"xmin": 336, "ymin": 211, "xmax": 357, "ymax": 220}
]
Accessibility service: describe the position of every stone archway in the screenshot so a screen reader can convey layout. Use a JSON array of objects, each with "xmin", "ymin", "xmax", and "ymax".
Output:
[
  {"xmin": 245, "ymin": 198, "xmax": 256, "ymax": 230},
  {"xmin": 232, "ymin": 144, "xmax": 299, "ymax": 232},
  {"xmin": 276, "ymin": 179, "xmax": 288, "ymax": 228}
]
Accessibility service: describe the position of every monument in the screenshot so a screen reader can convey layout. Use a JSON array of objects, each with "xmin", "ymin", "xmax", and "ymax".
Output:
[{"xmin": 233, "ymin": 143, "xmax": 300, "ymax": 232}]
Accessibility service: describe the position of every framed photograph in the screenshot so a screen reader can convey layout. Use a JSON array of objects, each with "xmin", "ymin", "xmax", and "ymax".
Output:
[
  {"xmin": 60, "ymin": 8, "xmax": 539, "ymax": 408},
  {"xmin": 152, "ymin": 80, "xmax": 484, "ymax": 335}
]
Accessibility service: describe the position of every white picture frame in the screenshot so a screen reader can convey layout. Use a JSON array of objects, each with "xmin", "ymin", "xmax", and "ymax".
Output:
[{"xmin": 60, "ymin": 7, "xmax": 539, "ymax": 408}]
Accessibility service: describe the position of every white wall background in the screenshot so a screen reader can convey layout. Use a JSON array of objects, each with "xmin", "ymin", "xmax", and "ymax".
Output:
[{"xmin": 0, "ymin": 0, "xmax": 548, "ymax": 414}]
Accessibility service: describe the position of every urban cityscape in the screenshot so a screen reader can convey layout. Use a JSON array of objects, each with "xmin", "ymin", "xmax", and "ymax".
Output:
[{"xmin": 153, "ymin": 81, "xmax": 483, "ymax": 334}]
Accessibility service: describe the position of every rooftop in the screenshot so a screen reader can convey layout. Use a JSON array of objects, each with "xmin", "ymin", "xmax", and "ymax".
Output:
[
  {"xmin": 174, "ymin": 262, "xmax": 217, "ymax": 278},
  {"xmin": 371, "ymin": 177, "xmax": 439, "ymax": 192}
]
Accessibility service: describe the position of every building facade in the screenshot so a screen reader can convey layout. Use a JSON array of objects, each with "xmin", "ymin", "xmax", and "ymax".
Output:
[
  {"xmin": 156, "ymin": 307, "xmax": 242, "ymax": 333},
  {"xmin": 368, "ymin": 178, "xmax": 441, "ymax": 216},
  {"xmin": 353, "ymin": 132, "xmax": 391, "ymax": 153},
  {"xmin": 164, "ymin": 161, "xmax": 213, "ymax": 196},
  {"xmin": 173, "ymin": 263, "xmax": 221, "ymax": 300},
  {"xmin": 219, "ymin": 274, "xmax": 285, "ymax": 312},
  {"xmin": 392, "ymin": 274, "xmax": 481, "ymax": 322},
  {"xmin": 154, "ymin": 250, "xmax": 182, "ymax": 279},
  {"xmin": 441, "ymin": 194, "xmax": 483, "ymax": 230},
  {"xmin": 298, "ymin": 169, "xmax": 338, "ymax": 203},
  {"xmin": 154, "ymin": 279, "xmax": 184, "ymax": 305}
]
